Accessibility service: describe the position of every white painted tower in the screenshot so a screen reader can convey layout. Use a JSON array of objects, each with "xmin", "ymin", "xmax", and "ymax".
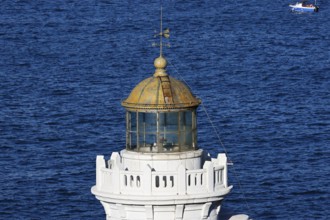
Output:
[{"xmin": 91, "ymin": 21, "xmax": 233, "ymax": 220}]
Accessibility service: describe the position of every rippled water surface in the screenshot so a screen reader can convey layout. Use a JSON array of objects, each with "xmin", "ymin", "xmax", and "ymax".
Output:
[{"xmin": 1, "ymin": 0, "xmax": 329, "ymax": 219}]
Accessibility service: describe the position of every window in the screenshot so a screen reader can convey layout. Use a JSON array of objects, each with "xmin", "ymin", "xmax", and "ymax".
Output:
[{"xmin": 126, "ymin": 110, "xmax": 197, "ymax": 152}]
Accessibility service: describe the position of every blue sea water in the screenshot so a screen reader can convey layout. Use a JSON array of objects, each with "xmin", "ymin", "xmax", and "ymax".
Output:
[{"xmin": 1, "ymin": 0, "xmax": 329, "ymax": 219}]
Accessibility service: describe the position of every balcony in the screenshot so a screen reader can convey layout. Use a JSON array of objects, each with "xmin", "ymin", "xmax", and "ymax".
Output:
[{"xmin": 93, "ymin": 153, "xmax": 230, "ymax": 199}]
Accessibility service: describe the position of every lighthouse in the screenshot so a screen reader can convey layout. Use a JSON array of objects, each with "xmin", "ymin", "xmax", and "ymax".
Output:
[{"xmin": 91, "ymin": 19, "xmax": 233, "ymax": 219}]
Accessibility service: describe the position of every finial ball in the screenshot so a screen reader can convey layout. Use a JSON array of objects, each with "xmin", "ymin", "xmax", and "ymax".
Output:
[{"xmin": 154, "ymin": 56, "xmax": 167, "ymax": 69}]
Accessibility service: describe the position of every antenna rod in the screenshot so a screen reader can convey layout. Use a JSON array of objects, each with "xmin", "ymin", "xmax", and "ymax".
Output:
[{"xmin": 160, "ymin": 6, "xmax": 163, "ymax": 56}]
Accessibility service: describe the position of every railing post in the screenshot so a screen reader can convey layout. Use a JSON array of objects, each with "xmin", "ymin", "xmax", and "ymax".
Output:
[
  {"xmin": 217, "ymin": 153, "xmax": 228, "ymax": 187},
  {"xmin": 111, "ymin": 152, "xmax": 122, "ymax": 168},
  {"xmin": 143, "ymin": 164, "xmax": 152, "ymax": 195},
  {"xmin": 177, "ymin": 165, "xmax": 186, "ymax": 195},
  {"xmin": 96, "ymin": 155, "xmax": 105, "ymax": 189},
  {"xmin": 203, "ymin": 161, "xmax": 214, "ymax": 192},
  {"xmin": 110, "ymin": 153, "xmax": 121, "ymax": 194}
]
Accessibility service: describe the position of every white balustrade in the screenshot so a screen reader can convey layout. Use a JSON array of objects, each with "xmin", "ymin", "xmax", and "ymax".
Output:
[
  {"xmin": 95, "ymin": 155, "xmax": 227, "ymax": 196},
  {"xmin": 186, "ymin": 169, "xmax": 206, "ymax": 194}
]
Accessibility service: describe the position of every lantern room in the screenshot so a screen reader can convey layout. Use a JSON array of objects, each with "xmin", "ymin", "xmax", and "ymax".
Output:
[{"xmin": 121, "ymin": 55, "xmax": 201, "ymax": 153}]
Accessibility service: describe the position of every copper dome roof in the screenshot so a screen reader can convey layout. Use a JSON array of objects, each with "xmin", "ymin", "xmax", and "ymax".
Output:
[{"xmin": 121, "ymin": 56, "xmax": 201, "ymax": 111}]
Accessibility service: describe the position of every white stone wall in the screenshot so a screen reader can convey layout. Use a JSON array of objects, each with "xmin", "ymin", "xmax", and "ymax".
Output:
[
  {"xmin": 120, "ymin": 149, "xmax": 204, "ymax": 171},
  {"xmin": 100, "ymin": 202, "xmax": 221, "ymax": 220}
]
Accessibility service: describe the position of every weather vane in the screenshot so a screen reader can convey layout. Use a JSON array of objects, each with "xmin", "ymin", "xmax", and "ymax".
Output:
[{"xmin": 152, "ymin": 6, "xmax": 170, "ymax": 56}]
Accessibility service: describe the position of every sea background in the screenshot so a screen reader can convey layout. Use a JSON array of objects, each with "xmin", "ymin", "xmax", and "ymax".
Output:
[{"xmin": 1, "ymin": 0, "xmax": 329, "ymax": 219}]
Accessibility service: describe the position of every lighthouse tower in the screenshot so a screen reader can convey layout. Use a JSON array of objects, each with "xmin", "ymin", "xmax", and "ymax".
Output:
[{"xmin": 91, "ymin": 25, "xmax": 232, "ymax": 220}]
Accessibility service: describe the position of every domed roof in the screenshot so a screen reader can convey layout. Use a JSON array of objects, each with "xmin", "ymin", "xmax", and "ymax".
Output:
[{"xmin": 121, "ymin": 56, "xmax": 201, "ymax": 111}]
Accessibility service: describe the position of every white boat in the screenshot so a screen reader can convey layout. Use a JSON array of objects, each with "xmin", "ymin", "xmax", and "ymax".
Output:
[{"xmin": 289, "ymin": 0, "xmax": 319, "ymax": 12}]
